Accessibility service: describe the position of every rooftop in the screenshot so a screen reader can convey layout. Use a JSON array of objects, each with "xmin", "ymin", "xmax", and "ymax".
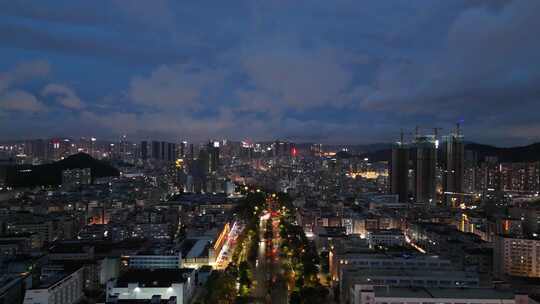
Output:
[
  {"xmin": 373, "ymin": 287, "xmax": 514, "ymax": 299},
  {"xmin": 116, "ymin": 268, "xmax": 194, "ymax": 287}
]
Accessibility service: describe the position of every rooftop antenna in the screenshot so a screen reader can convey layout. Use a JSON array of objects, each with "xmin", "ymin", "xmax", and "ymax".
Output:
[{"xmin": 400, "ymin": 128, "xmax": 404, "ymax": 145}]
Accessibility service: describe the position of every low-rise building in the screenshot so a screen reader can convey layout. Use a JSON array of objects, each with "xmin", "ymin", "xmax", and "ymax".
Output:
[
  {"xmin": 23, "ymin": 266, "xmax": 84, "ymax": 304},
  {"xmin": 129, "ymin": 252, "xmax": 182, "ymax": 269},
  {"xmin": 106, "ymin": 268, "xmax": 195, "ymax": 304},
  {"xmin": 366, "ymin": 229, "xmax": 405, "ymax": 248},
  {"xmin": 352, "ymin": 286, "xmax": 523, "ymax": 304},
  {"xmin": 341, "ymin": 268, "xmax": 479, "ymax": 304}
]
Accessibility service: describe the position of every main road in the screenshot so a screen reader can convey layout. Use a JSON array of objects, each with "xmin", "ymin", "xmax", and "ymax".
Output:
[{"xmin": 251, "ymin": 197, "xmax": 288, "ymax": 304}]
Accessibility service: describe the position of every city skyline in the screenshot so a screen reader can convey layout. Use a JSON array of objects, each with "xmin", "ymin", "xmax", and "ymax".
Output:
[
  {"xmin": 2, "ymin": 2, "xmax": 540, "ymax": 302},
  {"xmin": 1, "ymin": 1, "xmax": 540, "ymax": 145}
]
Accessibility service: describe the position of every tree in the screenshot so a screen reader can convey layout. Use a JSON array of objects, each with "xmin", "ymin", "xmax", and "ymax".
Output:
[{"xmin": 204, "ymin": 271, "xmax": 237, "ymax": 304}]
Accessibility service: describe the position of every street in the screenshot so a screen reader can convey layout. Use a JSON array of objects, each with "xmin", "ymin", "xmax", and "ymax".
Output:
[{"xmin": 251, "ymin": 197, "xmax": 288, "ymax": 304}]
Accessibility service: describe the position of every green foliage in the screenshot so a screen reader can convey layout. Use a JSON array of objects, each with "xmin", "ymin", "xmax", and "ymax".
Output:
[
  {"xmin": 299, "ymin": 285, "xmax": 329, "ymax": 304},
  {"xmin": 204, "ymin": 271, "xmax": 237, "ymax": 304}
]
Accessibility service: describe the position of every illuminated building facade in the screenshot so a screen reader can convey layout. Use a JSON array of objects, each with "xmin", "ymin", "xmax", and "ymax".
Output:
[{"xmin": 494, "ymin": 235, "xmax": 540, "ymax": 278}]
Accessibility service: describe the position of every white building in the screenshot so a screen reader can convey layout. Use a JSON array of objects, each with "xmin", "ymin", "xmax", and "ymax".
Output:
[
  {"xmin": 352, "ymin": 286, "xmax": 522, "ymax": 304},
  {"xmin": 23, "ymin": 267, "xmax": 84, "ymax": 304},
  {"xmin": 106, "ymin": 269, "xmax": 195, "ymax": 304}
]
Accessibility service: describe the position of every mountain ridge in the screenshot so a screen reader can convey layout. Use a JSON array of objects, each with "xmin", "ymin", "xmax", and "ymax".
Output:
[{"xmin": 3, "ymin": 153, "xmax": 119, "ymax": 188}]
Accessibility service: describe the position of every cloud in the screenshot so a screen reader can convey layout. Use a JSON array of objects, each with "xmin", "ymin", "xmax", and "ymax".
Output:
[
  {"xmin": 241, "ymin": 47, "xmax": 355, "ymax": 110},
  {"xmin": 0, "ymin": 60, "xmax": 49, "ymax": 114},
  {"xmin": 0, "ymin": 90, "xmax": 47, "ymax": 112},
  {"xmin": 0, "ymin": 60, "xmax": 50, "ymax": 92},
  {"xmin": 361, "ymin": 0, "xmax": 540, "ymax": 122},
  {"xmin": 42, "ymin": 83, "xmax": 84, "ymax": 109},
  {"xmin": 129, "ymin": 64, "xmax": 226, "ymax": 110},
  {"xmin": 110, "ymin": 0, "xmax": 176, "ymax": 30},
  {"xmin": 0, "ymin": 1, "xmax": 539, "ymax": 145}
]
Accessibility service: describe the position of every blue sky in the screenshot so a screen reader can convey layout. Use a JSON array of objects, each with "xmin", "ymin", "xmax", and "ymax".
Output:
[{"xmin": 0, "ymin": 0, "xmax": 539, "ymax": 145}]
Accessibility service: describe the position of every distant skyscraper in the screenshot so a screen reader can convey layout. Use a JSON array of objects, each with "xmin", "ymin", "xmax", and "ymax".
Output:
[
  {"xmin": 25, "ymin": 139, "xmax": 46, "ymax": 160},
  {"xmin": 179, "ymin": 141, "xmax": 187, "ymax": 158},
  {"xmin": 167, "ymin": 142, "xmax": 176, "ymax": 161},
  {"xmin": 463, "ymin": 150, "xmax": 477, "ymax": 194},
  {"xmin": 390, "ymin": 132, "xmax": 409, "ymax": 203},
  {"xmin": 140, "ymin": 141, "xmax": 149, "ymax": 160},
  {"xmin": 412, "ymin": 133, "xmax": 437, "ymax": 205},
  {"xmin": 189, "ymin": 144, "xmax": 194, "ymax": 160},
  {"xmin": 442, "ymin": 124, "xmax": 465, "ymax": 206},
  {"xmin": 207, "ymin": 141, "xmax": 220, "ymax": 173},
  {"xmin": 160, "ymin": 141, "xmax": 166, "ymax": 160},
  {"xmin": 198, "ymin": 148, "xmax": 210, "ymax": 175},
  {"xmin": 151, "ymin": 141, "xmax": 161, "ymax": 160},
  {"xmin": 273, "ymin": 140, "xmax": 292, "ymax": 157}
]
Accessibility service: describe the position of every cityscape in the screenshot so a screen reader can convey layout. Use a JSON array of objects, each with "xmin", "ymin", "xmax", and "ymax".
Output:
[{"xmin": 1, "ymin": 1, "xmax": 540, "ymax": 304}]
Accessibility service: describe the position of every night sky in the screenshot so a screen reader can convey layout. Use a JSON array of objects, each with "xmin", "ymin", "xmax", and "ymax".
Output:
[{"xmin": 0, "ymin": 1, "xmax": 539, "ymax": 145}]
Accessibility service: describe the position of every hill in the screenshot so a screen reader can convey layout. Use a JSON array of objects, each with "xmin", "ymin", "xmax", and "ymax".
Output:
[
  {"xmin": 4, "ymin": 153, "xmax": 119, "ymax": 187},
  {"xmin": 359, "ymin": 142, "xmax": 540, "ymax": 163},
  {"xmin": 465, "ymin": 142, "xmax": 540, "ymax": 163}
]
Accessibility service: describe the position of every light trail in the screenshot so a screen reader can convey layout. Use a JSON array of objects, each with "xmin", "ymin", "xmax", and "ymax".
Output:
[{"xmin": 404, "ymin": 234, "xmax": 426, "ymax": 254}]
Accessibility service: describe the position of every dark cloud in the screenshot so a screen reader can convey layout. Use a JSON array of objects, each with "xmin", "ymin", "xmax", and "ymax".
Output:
[{"xmin": 0, "ymin": 1, "xmax": 539, "ymax": 145}]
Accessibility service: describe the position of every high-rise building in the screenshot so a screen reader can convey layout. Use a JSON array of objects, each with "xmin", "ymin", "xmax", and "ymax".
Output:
[
  {"xmin": 25, "ymin": 139, "xmax": 46, "ymax": 160},
  {"xmin": 140, "ymin": 141, "xmax": 149, "ymax": 160},
  {"xmin": 142, "ymin": 141, "xmax": 177, "ymax": 162},
  {"xmin": 179, "ymin": 141, "xmax": 187, "ymax": 158},
  {"xmin": 412, "ymin": 134, "xmax": 437, "ymax": 205},
  {"xmin": 167, "ymin": 142, "xmax": 176, "ymax": 162},
  {"xmin": 273, "ymin": 140, "xmax": 293, "ymax": 157},
  {"xmin": 198, "ymin": 149, "xmax": 210, "ymax": 174},
  {"xmin": 390, "ymin": 133, "xmax": 409, "ymax": 203},
  {"xmin": 160, "ymin": 141, "xmax": 166, "ymax": 160},
  {"xmin": 442, "ymin": 125, "xmax": 465, "ymax": 206},
  {"xmin": 463, "ymin": 150, "xmax": 477, "ymax": 193},
  {"xmin": 475, "ymin": 157, "xmax": 501, "ymax": 193},
  {"xmin": 189, "ymin": 143, "xmax": 194, "ymax": 160},
  {"xmin": 151, "ymin": 141, "xmax": 161, "ymax": 160},
  {"xmin": 500, "ymin": 162, "xmax": 540, "ymax": 193},
  {"xmin": 208, "ymin": 141, "xmax": 220, "ymax": 173}
]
